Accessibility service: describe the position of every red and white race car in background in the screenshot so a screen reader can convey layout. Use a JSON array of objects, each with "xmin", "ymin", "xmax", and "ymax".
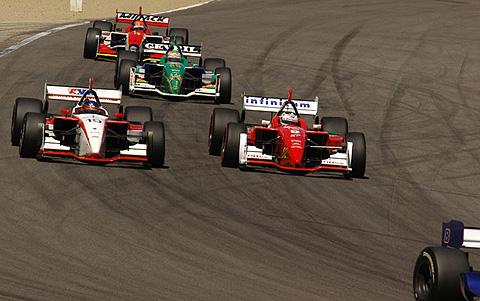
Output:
[
  {"xmin": 208, "ymin": 90, "xmax": 366, "ymax": 178},
  {"xmin": 11, "ymin": 79, "xmax": 165, "ymax": 167},
  {"xmin": 83, "ymin": 6, "xmax": 189, "ymax": 60}
]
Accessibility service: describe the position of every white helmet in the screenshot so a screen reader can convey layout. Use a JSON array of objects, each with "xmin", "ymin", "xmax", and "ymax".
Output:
[{"xmin": 280, "ymin": 111, "xmax": 298, "ymax": 125}]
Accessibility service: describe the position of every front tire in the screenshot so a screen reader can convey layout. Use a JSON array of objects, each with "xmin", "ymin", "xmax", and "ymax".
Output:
[
  {"xmin": 11, "ymin": 98, "xmax": 43, "ymax": 146},
  {"xmin": 83, "ymin": 28, "xmax": 101, "ymax": 59},
  {"xmin": 204, "ymin": 58, "xmax": 225, "ymax": 71},
  {"xmin": 413, "ymin": 247, "xmax": 469, "ymax": 301},
  {"xmin": 93, "ymin": 21, "xmax": 113, "ymax": 32},
  {"xmin": 115, "ymin": 50, "xmax": 139, "ymax": 88},
  {"xmin": 221, "ymin": 122, "xmax": 246, "ymax": 167},
  {"xmin": 144, "ymin": 121, "xmax": 165, "ymax": 168},
  {"xmin": 19, "ymin": 112, "xmax": 45, "ymax": 158},
  {"xmin": 118, "ymin": 59, "xmax": 136, "ymax": 95},
  {"xmin": 208, "ymin": 108, "xmax": 240, "ymax": 156},
  {"xmin": 214, "ymin": 67, "xmax": 232, "ymax": 104},
  {"xmin": 345, "ymin": 132, "xmax": 366, "ymax": 178}
]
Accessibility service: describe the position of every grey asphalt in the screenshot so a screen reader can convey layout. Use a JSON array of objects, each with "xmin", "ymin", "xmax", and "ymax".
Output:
[{"xmin": 2, "ymin": 0, "xmax": 480, "ymax": 299}]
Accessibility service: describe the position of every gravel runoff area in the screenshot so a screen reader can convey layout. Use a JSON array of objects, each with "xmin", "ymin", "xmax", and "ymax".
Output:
[{"xmin": 0, "ymin": 0, "xmax": 207, "ymax": 51}]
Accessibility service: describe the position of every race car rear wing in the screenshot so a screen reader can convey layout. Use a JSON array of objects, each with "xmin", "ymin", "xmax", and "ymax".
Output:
[
  {"xmin": 44, "ymin": 84, "xmax": 122, "ymax": 105},
  {"xmin": 441, "ymin": 220, "xmax": 480, "ymax": 249},
  {"xmin": 143, "ymin": 42, "xmax": 202, "ymax": 58},
  {"xmin": 241, "ymin": 93, "xmax": 319, "ymax": 116},
  {"xmin": 116, "ymin": 8, "xmax": 169, "ymax": 27}
]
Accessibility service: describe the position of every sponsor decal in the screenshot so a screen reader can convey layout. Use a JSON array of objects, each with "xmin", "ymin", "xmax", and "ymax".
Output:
[
  {"xmin": 69, "ymin": 88, "xmax": 87, "ymax": 95},
  {"xmin": 245, "ymin": 97, "xmax": 311, "ymax": 108},
  {"xmin": 143, "ymin": 43, "xmax": 200, "ymax": 53},
  {"xmin": 118, "ymin": 13, "xmax": 168, "ymax": 23},
  {"xmin": 282, "ymin": 147, "xmax": 288, "ymax": 159}
]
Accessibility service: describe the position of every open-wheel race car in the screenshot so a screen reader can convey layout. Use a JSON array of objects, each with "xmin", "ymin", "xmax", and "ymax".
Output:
[
  {"xmin": 83, "ymin": 6, "xmax": 189, "ymax": 60},
  {"xmin": 10, "ymin": 78, "xmax": 165, "ymax": 167},
  {"xmin": 208, "ymin": 90, "xmax": 366, "ymax": 178},
  {"xmin": 413, "ymin": 220, "xmax": 480, "ymax": 301},
  {"xmin": 115, "ymin": 40, "xmax": 231, "ymax": 103}
]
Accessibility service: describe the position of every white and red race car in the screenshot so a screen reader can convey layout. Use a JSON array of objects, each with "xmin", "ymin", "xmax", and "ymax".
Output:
[
  {"xmin": 83, "ymin": 7, "xmax": 189, "ymax": 60},
  {"xmin": 11, "ymin": 79, "xmax": 165, "ymax": 167}
]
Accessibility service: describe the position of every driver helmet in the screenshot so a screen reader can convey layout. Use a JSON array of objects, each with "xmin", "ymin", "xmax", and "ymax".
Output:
[
  {"xmin": 133, "ymin": 20, "xmax": 146, "ymax": 31},
  {"xmin": 166, "ymin": 49, "xmax": 182, "ymax": 62},
  {"xmin": 82, "ymin": 100, "xmax": 100, "ymax": 114},
  {"xmin": 280, "ymin": 111, "xmax": 298, "ymax": 125}
]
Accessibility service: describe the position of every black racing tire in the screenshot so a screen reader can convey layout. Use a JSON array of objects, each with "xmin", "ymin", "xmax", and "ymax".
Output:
[
  {"xmin": 19, "ymin": 112, "xmax": 45, "ymax": 158},
  {"xmin": 208, "ymin": 108, "xmax": 240, "ymax": 156},
  {"xmin": 93, "ymin": 21, "xmax": 113, "ymax": 32},
  {"xmin": 204, "ymin": 58, "xmax": 226, "ymax": 71},
  {"xmin": 214, "ymin": 67, "xmax": 232, "ymax": 104},
  {"xmin": 168, "ymin": 28, "xmax": 189, "ymax": 45},
  {"xmin": 124, "ymin": 106, "xmax": 153, "ymax": 125},
  {"xmin": 321, "ymin": 117, "xmax": 348, "ymax": 137},
  {"xmin": 144, "ymin": 121, "xmax": 165, "ymax": 168},
  {"xmin": 115, "ymin": 50, "xmax": 139, "ymax": 88},
  {"xmin": 345, "ymin": 132, "xmax": 366, "ymax": 178},
  {"xmin": 221, "ymin": 122, "xmax": 247, "ymax": 167},
  {"xmin": 83, "ymin": 28, "xmax": 101, "ymax": 59},
  {"xmin": 11, "ymin": 98, "xmax": 43, "ymax": 146},
  {"xmin": 413, "ymin": 246, "xmax": 470, "ymax": 301},
  {"xmin": 118, "ymin": 59, "xmax": 136, "ymax": 95}
]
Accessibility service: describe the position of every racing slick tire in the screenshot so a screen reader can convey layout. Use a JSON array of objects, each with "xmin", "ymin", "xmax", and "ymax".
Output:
[
  {"xmin": 221, "ymin": 122, "xmax": 247, "ymax": 168},
  {"xmin": 208, "ymin": 108, "xmax": 240, "ymax": 156},
  {"xmin": 118, "ymin": 59, "xmax": 136, "ymax": 95},
  {"xmin": 19, "ymin": 112, "xmax": 45, "ymax": 158},
  {"xmin": 413, "ymin": 246, "xmax": 469, "ymax": 301},
  {"xmin": 204, "ymin": 58, "xmax": 226, "ymax": 71},
  {"xmin": 144, "ymin": 121, "xmax": 165, "ymax": 168},
  {"xmin": 115, "ymin": 50, "xmax": 139, "ymax": 88},
  {"xmin": 321, "ymin": 117, "xmax": 348, "ymax": 137},
  {"xmin": 11, "ymin": 98, "xmax": 43, "ymax": 146},
  {"xmin": 83, "ymin": 28, "xmax": 101, "ymax": 59},
  {"xmin": 345, "ymin": 132, "xmax": 366, "ymax": 178},
  {"xmin": 168, "ymin": 28, "xmax": 189, "ymax": 45},
  {"xmin": 93, "ymin": 21, "xmax": 113, "ymax": 32},
  {"xmin": 214, "ymin": 67, "xmax": 232, "ymax": 104},
  {"xmin": 124, "ymin": 106, "xmax": 153, "ymax": 125}
]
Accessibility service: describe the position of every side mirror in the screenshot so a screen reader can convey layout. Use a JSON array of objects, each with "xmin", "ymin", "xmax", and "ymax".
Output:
[
  {"xmin": 61, "ymin": 109, "xmax": 71, "ymax": 115},
  {"xmin": 114, "ymin": 113, "xmax": 123, "ymax": 119}
]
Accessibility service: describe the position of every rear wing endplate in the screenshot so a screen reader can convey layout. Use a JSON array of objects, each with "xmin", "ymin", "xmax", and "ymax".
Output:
[
  {"xmin": 143, "ymin": 43, "xmax": 202, "ymax": 58},
  {"xmin": 242, "ymin": 93, "xmax": 318, "ymax": 116},
  {"xmin": 442, "ymin": 220, "xmax": 480, "ymax": 249},
  {"xmin": 116, "ymin": 12, "xmax": 169, "ymax": 27},
  {"xmin": 44, "ymin": 84, "xmax": 122, "ymax": 105}
]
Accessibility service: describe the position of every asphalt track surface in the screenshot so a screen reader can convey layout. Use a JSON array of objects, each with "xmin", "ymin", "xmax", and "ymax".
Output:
[{"xmin": 2, "ymin": 0, "xmax": 480, "ymax": 299}]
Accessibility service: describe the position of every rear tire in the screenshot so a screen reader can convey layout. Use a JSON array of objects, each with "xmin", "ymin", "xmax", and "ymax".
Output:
[
  {"xmin": 83, "ymin": 28, "xmax": 101, "ymax": 59},
  {"xmin": 204, "ymin": 58, "xmax": 226, "ymax": 71},
  {"xmin": 321, "ymin": 117, "xmax": 348, "ymax": 137},
  {"xmin": 115, "ymin": 50, "xmax": 139, "ymax": 88},
  {"xmin": 221, "ymin": 122, "xmax": 246, "ymax": 167},
  {"xmin": 413, "ymin": 247, "xmax": 469, "ymax": 301},
  {"xmin": 11, "ymin": 98, "xmax": 43, "ymax": 146},
  {"xmin": 144, "ymin": 121, "xmax": 165, "ymax": 167},
  {"xmin": 124, "ymin": 106, "xmax": 153, "ymax": 125},
  {"xmin": 19, "ymin": 112, "xmax": 45, "ymax": 158},
  {"xmin": 215, "ymin": 67, "xmax": 232, "ymax": 104},
  {"xmin": 118, "ymin": 59, "xmax": 136, "ymax": 95},
  {"xmin": 208, "ymin": 108, "xmax": 240, "ymax": 156},
  {"xmin": 168, "ymin": 28, "xmax": 189, "ymax": 45},
  {"xmin": 345, "ymin": 132, "xmax": 366, "ymax": 178},
  {"xmin": 93, "ymin": 21, "xmax": 113, "ymax": 32}
]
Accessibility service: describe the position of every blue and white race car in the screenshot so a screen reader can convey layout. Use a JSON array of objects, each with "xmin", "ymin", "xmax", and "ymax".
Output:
[{"xmin": 413, "ymin": 220, "xmax": 480, "ymax": 301}]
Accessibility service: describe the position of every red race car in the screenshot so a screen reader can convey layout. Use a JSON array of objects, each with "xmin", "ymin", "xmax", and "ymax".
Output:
[
  {"xmin": 83, "ymin": 6, "xmax": 189, "ymax": 60},
  {"xmin": 208, "ymin": 90, "xmax": 366, "ymax": 178}
]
